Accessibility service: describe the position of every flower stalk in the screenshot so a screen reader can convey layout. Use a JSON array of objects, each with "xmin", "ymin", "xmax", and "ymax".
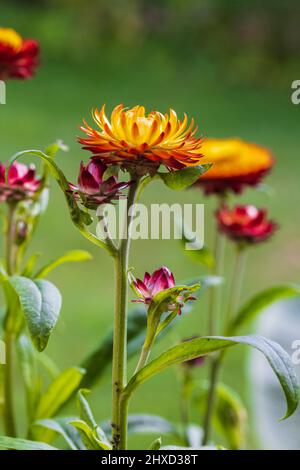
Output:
[
  {"xmin": 202, "ymin": 245, "xmax": 247, "ymax": 445},
  {"xmin": 111, "ymin": 176, "xmax": 140, "ymax": 450}
]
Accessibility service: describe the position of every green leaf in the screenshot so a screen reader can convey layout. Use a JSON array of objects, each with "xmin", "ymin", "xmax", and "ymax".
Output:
[
  {"xmin": 21, "ymin": 252, "xmax": 42, "ymax": 277},
  {"xmin": 184, "ymin": 245, "xmax": 215, "ymax": 269},
  {"xmin": 145, "ymin": 284, "xmax": 200, "ymax": 345},
  {"xmin": 35, "ymin": 250, "xmax": 92, "ymax": 279},
  {"xmin": 10, "ymin": 149, "xmax": 92, "ymax": 229},
  {"xmin": 17, "ymin": 335, "xmax": 40, "ymax": 421},
  {"xmin": 148, "ymin": 284, "xmax": 200, "ymax": 323},
  {"xmin": 0, "ymin": 436, "xmax": 57, "ymax": 450},
  {"xmin": 77, "ymin": 389, "xmax": 97, "ymax": 428},
  {"xmin": 102, "ymin": 165, "xmax": 120, "ymax": 180},
  {"xmin": 195, "ymin": 382, "xmax": 247, "ymax": 450},
  {"xmin": 69, "ymin": 419, "xmax": 111, "ymax": 450},
  {"xmin": 34, "ymin": 417, "xmax": 85, "ymax": 450},
  {"xmin": 179, "ymin": 220, "xmax": 215, "ymax": 268},
  {"xmin": 36, "ymin": 352, "xmax": 60, "ymax": 379},
  {"xmin": 76, "ymin": 390, "xmax": 111, "ymax": 449},
  {"xmin": 159, "ymin": 164, "xmax": 212, "ymax": 190},
  {"xmin": 44, "ymin": 140, "xmax": 69, "ymax": 159},
  {"xmin": 8, "ymin": 276, "xmax": 62, "ymax": 351},
  {"xmin": 230, "ymin": 284, "xmax": 300, "ymax": 333},
  {"xmin": 148, "ymin": 437, "xmax": 162, "ymax": 450},
  {"xmin": 122, "ymin": 335, "xmax": 299, "ymax": 420},
  {"xmin": 34, "ymin": 367, "xmax": 85, "ymax": 420}
]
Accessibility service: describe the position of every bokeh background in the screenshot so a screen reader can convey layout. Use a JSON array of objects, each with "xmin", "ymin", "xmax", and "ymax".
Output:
[{"xmin": 1, "ymin": 0, "xmax": 300, "ymax": 449}]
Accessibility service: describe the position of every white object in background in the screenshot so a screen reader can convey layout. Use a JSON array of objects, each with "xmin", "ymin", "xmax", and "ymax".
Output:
[{"xmin": 250, "ymin": 298, "xmax": 300, "ymax": 449}]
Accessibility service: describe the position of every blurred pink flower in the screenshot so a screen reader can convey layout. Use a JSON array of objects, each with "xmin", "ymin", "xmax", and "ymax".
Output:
[{"xmin": 0, "ymin": 161, "xmax": 41, "ymax": 203}]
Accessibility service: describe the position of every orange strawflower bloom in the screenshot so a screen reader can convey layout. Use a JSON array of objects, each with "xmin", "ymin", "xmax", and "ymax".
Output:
[
  {"xmin": 78, "ymin": 105, "xmax": 203, "ymax": 173},
  {"xmin": 195, "ymin": 138, "xmax": 274, "ymax": 194},
  {"xmin": 0, "ymin": 28, "xmax": 39, "ymax": 80}
]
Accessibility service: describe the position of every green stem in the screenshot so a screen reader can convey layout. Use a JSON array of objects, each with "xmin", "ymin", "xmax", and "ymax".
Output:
[
  {"xmin": 202, "ymin": 356, "xmax": 220, "ymax": 445},
  {"xmin": 208, "ymin": 230, "xmax": 225, "ymax": 335},
  {"xmin": 3, "ymin": 203, "xmax": 17, "ymax": 437},
  {"xmin": 111, "ymin": 177, "xmax": 140, "ymax": 450},
  {"xmin": 179, "ymin": 369, "xmax": 191, "ymax": 446},
  {"xmin": 224, "ymin": 247, "xmax": 247, "ymax": 332},
  {"xmin": 202, "ymin": 204, "xmax": 226, "ymax": 445},
  {"xmin": 202, "ymin": 245, "xmax": 247, "ymax": 445}
]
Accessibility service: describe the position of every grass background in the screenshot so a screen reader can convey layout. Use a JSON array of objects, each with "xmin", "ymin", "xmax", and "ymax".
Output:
[{"xmin": 1, "ymin": 1, "xmax": 300, "ymax": 449}]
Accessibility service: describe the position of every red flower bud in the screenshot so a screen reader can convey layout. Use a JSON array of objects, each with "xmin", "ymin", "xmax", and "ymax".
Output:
[
  {"xmin": 69, "ymin": 158, "xmax": 130, "ymax": 209},
  {"xmin": 0, "ymin": 28, "xmax": 39, "ymax": 80},
  {"xmin": 0, "ymin": 161, "xmax": 41, "ymax": 203},
  {"xmin": 131, "ymin": 266, "xmax": 195, "ymax": 314},
  {"xmin": 216, "ymin": 204, "xmax": 278, "ymax": 244}
]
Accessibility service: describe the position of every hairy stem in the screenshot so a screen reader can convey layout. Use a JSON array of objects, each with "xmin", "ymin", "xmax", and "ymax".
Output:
[{"xmin": 111, "ymin": 177, "xmax": 140, "ymax": 450}]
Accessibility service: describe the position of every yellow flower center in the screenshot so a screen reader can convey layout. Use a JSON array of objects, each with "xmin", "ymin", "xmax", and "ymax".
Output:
[{"xmin": 0, "ymin": 28, "xmax": 23, "ymax": 50}]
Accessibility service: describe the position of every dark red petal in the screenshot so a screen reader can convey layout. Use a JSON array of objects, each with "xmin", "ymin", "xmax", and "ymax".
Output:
[{"xmin": 78, "ymin": 165, "xmax": 99, "ymax": 195}]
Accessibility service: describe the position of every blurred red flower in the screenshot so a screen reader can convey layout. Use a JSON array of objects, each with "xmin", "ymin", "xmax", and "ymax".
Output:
[
  {"xmin": 0, "ymin": 28, "xmax": 39, "ymax": 80},
  {"xmin": 0, "ymin": 161, "xmax": 41, "ymax": 203},
  {"xmin": 216, "ymin": 204, "xmax": 277, "ymax": 244}
]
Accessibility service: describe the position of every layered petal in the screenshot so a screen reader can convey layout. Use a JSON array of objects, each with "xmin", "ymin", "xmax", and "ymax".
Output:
[
  {"xmin": 69, "ymin": 158, "xmax": 130, "ymax": 209},
  {"xmin": 0, "ymin": 161, "xmax": 41, "ymax": 203},
  {"xmin": 216, "ymin": 204, "xmax": 278, "ymax": 244},
  {"xmin": 78, "ymin": 105, "xmax": 204, "ymax": 172}
]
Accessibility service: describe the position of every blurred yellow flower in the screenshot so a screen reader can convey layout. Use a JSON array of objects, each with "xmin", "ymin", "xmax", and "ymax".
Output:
[
  {"xmin": 196, "ymin": 138, "xmax": 274, "ymax": 194},
  {"xmin": 0, "ymin": 28, "xmax": 23, "ymax": 50}
]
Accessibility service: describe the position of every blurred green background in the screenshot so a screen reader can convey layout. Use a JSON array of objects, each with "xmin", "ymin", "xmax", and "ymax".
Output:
[{"xmin": 1, "ymin": 0, "xmax": 300, "ymax": 449}]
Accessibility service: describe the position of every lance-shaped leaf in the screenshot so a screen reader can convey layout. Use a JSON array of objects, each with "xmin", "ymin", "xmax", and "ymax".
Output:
[
  {"xmin": 17, "ymin": 335, "xmax": 40, "ymax": 421},
  {"xmin": 122, "ymin": 335, "xmax": 299, "ymax": 420},
  {"xmin": 8, "ymin": 276, "xmax": 62, "ymax": 352},
  {"xmin": 0, "ymin": 436, "xmax": 57, "ymax": 450},
  {"xmin": 35, "ymin": 250, "xmax": 92, "ymax": 279},
  {"xmin": 34, "ymin": 417, "xmax": 85, "ymax": 450},
  {"xmin": 229, "ymin": 284, "xmax": 300, "ymax": 333},
  {"xmin": 76, "ymin": 389, "xmax": 111, "ymax": 449},
  {"xmin": 69, "ymin": 419, "xmax": 111, "ymax": 450},
  {"xmin": 34, "ymin": 367, "xmax": 85, "ymax": 420},
  {"xmin": 21, "ymin": 252, "xmax": 42, "ymax": 277},
  {"xmin": 158, "ymin": 164, "xmax": 212, "ymax": 190},
  {"xmin": 148, "ymin": 437, "xmax": 162, "ymax": 450}
]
